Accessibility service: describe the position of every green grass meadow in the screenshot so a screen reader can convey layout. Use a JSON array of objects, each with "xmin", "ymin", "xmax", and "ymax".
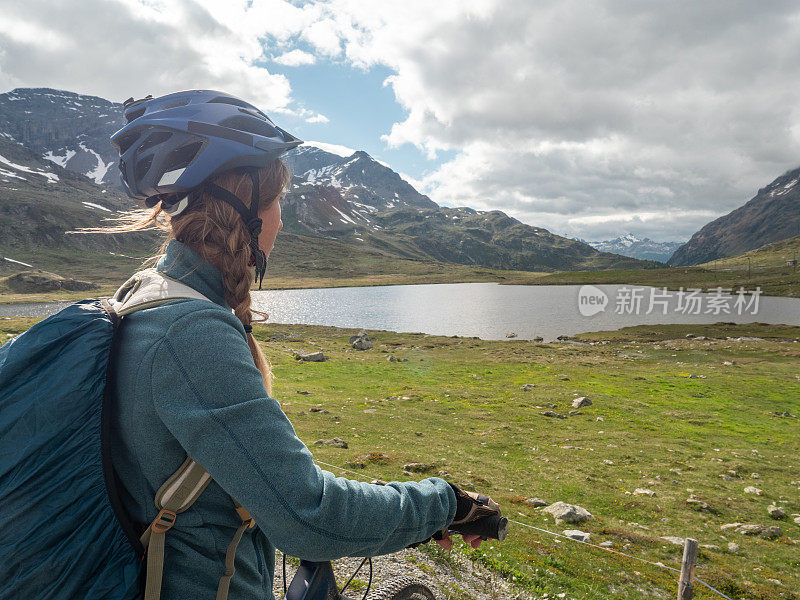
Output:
[{"xmin": 1, "ymin": 318, "xmax": 798, "ymax": 599}]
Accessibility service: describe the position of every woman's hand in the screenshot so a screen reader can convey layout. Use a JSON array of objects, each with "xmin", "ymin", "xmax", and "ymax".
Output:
[{"xmin": 435, "ymin": 533, "xmax": 482, "ymax": 550}]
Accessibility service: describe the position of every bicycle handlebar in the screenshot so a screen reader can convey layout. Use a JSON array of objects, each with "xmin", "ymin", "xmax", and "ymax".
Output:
[{"xmin": 447, "ymin": 513, "xmax": 509, "ymax": 541}]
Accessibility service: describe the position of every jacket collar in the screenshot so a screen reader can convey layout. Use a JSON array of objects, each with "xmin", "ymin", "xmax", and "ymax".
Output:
[{"xmin": 156, "ymin": 239, "xmax": 230, "ymax": 309}]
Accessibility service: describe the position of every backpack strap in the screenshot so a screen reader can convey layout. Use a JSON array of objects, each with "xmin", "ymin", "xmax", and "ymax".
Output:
[
  {"xmin": 107, "ymin": 270, "xmax": 255, "ymax": 600},
  {"xmin": 139, "ymin": 458, "xmax": 255, "ymax": 600},
  {"xmin": 108, "ymin": 268, "xmax": 210, "ymax": 316},
  {"xmin": 216, "ymin": 500, "xmax": 256, "ymax": 600}
]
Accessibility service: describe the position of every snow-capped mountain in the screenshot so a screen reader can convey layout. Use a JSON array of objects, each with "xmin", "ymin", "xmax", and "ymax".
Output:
[
  {"xmin": 0, "ymin": 88, "xmax": 124, "ymax": 187},
  {"xmin": 284, "ymin": 146, "xmax": 437, "ymax": 211},
  {"xmin": 586, "ymin": 234, "xmax": 683, "ymax": 263}
]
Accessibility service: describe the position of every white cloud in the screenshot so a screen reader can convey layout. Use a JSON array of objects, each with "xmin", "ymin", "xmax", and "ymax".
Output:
[
  {"xmin": 319, "ymin": 0, "xmax": 800, "ymax": 239},
  {"xmin": 306, "ymin": 140, "xmax": 356, "ymax": 157},
  {"xmin": 3, "ymin": 0, "xmax": 800, "ymax": 241},
  {"xmin": 0, "ymin": 0, "xmax": 294, "ymax": 111},
  {"xmin": 273, "ymin": 49, "xmax": 316, "ymax": 66},
  {"xmin": 305, "ymin": 113, "xmax": 330, "ymax": 124}
]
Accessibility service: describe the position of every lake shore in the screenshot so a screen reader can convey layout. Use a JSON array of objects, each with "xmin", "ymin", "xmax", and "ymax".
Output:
[
  {"xmin": 2, "ymin": 317, "xmax": 798, "ymax": 598},
  {"xmin": 3, "ymin": 261, "xmax": 799, "ymax": 306}
]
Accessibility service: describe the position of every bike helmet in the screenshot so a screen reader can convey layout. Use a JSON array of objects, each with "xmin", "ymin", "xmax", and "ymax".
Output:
[
  {"xmin": 110, "ymin": 89, "xmax": 302, "ymax": 205},
  {"xmin": 110, "ymin": 90, "xmax": 303, "ymax": 290}
]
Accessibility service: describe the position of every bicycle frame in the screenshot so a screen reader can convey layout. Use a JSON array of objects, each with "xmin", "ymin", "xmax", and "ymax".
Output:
[{"xmin": 285, "ymin": 560, "xmax": 357, "ymax": 600}]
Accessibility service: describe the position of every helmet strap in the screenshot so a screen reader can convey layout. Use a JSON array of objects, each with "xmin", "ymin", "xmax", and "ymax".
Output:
[{"xmin": 205, "ymin": 168, "xmax": 267, "ymax": 289}]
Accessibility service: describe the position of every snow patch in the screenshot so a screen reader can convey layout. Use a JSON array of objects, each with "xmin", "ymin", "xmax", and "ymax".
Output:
[
  {"xmin": 43, "ymin": 148, "xmax": 77, "ymax": 168},
  {"xmin": 3, "ymin": 257, "xmax": 33, "ymax": 268},
  {"xmin": 82, "ymin": 201, "xmax": 112, "ymax": 212},
  {"xmin": 331, "ymin": 206, "xmax": 356, "ymax": 224},
  {"xmin": 0, "ymin": 154, "xmax": 58, "ymax": 182},
  {"xmin": 0, "ymin": 168, "xmax": 26, "ymax": 181},
  {"xmin": 79, "ymin": 142, "xmax": 113, "ymax": 184}
]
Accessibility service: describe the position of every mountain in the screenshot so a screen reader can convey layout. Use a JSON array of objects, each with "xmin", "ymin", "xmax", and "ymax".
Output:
[
  {"xmin": 0, "ymin": 87, "xmax": 656, "ymax": 277},
  {"xmin": 0, "ymin": 88, "xmax": 124, "ymax": 187},
  {"xmin": 0, "ymin": 134, "xmax": 158, "ymax": 283},
  {"xmin": 586, "ymin": 234, "xmax": 683, "ymax": 263},
  {"xmin": 669, "ymin": 166, "xmax": 800, "ymax": 266},
  {"xmin": 283, "ymin": 146, "xmax": 437, "ymax": 210},
  {"xmin": 279, "ymin": 147, "xmax": 651, "ymax": 270}
]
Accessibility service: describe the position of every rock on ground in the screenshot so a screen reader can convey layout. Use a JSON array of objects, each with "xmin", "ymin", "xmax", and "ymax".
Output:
[
  {"xmin": 743, "ymin": 486, "xmax": 763, "ymax": 495},
  {"xmin": 563, "ymin": 530, "xmax": 590, "ymax": 542},
  {"xmin": 634, "ymin": 488, "xmax": 656, "ymax": 497},
  {"xmin": 541, "ymin": 411, "xmax": 567, "ymax": 419},
  {"xmin": 544, "ymin": 501, "xmax": 594, "ymax": 524},
  {"xmin": 686, "ymin": 496, "xmax": 711, "ymax": 512},
  {"xmin": 349, "ymin": 330, "xmax": 373, "ymax": 350},
  {"xmin": 727, "ymin": 542, "xmax": 740, "ymax": 553},
  {"xmin": 660, "ymin": 536, "xmax": 685, "ymax": 546},
  {"xmin": 571, "ymin": 396, "xmax": 592, "ymax": 408},
  {"xmin": 735, "ymin": 524, "xmax": 782, "ymax": 539},
  {"xmin": 314, "ymin": 438, "xmax": 348, "ymax": 449},
  {"xmin": 525, "ymin": 497, "xmax": 548, "ymax": 507},
  {"xmin": 767, "ymin": 505, "xmax": 786, "ymax": 519},
  {"xmin": 294, "ymin": 350, "xmax": 326, "ymax": 362}
]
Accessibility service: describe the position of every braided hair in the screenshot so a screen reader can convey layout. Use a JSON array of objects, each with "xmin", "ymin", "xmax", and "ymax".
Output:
[{"xmin": 81, "ymin": 158, "xmax": 292, "ymax": 395}]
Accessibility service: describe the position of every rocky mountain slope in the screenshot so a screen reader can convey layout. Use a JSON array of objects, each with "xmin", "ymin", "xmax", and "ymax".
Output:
[
  {"xmin": 0, "ymin": 88, "xmax": 123, "ymax": 186},
  {"xmin": 585, "ymin": 234, "xmax": 683, "ymax": 263},
  {"xmin": 0, "ymin": 134, "xmax": 158, "ymax": 283},
  {"xmin": 669, "ymin": 166, "xmax": 800, "ymax": 266},
  {"xmin": 0, "ymin": 87, "xmax": 655, "ymax": 276}
]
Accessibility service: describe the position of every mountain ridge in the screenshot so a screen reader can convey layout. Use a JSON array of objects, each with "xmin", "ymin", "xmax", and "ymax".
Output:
[
  {"xmin": 669, "ymin": 166, "xmax": 800, "ymax": 266},
  {"xmin": 584, "ymin": 234, "xmax": 683, "ymax": 263}
]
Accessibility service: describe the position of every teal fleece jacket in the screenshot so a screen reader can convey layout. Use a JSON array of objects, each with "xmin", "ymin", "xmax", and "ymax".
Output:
[{"xmin": 110, "ymin": 240, "xmax": 456, "ymax": 599}]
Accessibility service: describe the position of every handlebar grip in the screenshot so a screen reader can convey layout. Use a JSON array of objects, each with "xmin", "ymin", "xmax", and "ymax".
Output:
[{"xmin": 448, "ymin": 514, "xmax": 509, "ymax": 541}]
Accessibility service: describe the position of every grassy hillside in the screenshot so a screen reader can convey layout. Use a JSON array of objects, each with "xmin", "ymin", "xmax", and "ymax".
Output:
[
  {"xmin": 698, "ymin": 235, "xmax": 800, "ymax": 270},
  {"xmin": 515, "ymin": 264, "xmax": 800, "ymax": 297},
  {"xmin": 3, "ymin": 318, "xmax": 797, "ymax": 599}
]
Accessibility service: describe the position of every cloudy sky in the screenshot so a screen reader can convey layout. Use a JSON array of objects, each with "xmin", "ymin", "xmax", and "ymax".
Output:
[{"xmin": 2, "ymin": 0, "xmax": 800, "ymax": 241}]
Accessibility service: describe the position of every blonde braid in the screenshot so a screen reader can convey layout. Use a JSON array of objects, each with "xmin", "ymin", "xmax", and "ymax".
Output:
[{"xmin": 83, "ymin": 160, "xmax": 292, "ymax": 396}]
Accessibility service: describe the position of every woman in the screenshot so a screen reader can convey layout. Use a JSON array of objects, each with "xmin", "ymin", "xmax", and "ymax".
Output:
[{"xmin": 103, "ymin": 90, "xmax": 500, "ymax": 599}]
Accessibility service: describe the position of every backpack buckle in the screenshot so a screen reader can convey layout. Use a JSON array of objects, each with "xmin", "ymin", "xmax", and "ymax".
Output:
[
  {"xmin": 151, "ymin": 509, "xmax": 177, "ymax": 534},
  {"xmin": 235, "ymin": 506, "xmax": 256, "ymax": 530}
]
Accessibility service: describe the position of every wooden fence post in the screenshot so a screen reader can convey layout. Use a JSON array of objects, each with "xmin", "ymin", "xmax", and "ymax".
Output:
[{"xmin": 677, "ymin": 537, "xmax": 699, "ymax": 600}]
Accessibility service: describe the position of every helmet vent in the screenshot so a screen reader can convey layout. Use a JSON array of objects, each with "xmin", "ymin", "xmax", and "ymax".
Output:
[
  {"xmin": 125, "ymin": 106, "xmax": 147, "ymax": 123},
  {"xmin": 208, "ymin": 96, "xmax": 252, "ymax": 109},
  {"xmin": 114, "ymin": 130, "xmax": 140, "ymax": 155},
  {"xmin": 162, "ymin": 100, "xmax": 190, "ymax": 110},
  {"xmin": 138, "ymin": 131, "xmax": 172, "ymax": 154},
  {"xmin": 163, "ymin": 141, "xmax": 204, "ymax": 173},
  {"xmin": 220, "ymin": 115, "xmax": 278, "ymax": 138},
  {"xmin": 135, "ymin": 155, "xmax": 154, "ymax": 183}
]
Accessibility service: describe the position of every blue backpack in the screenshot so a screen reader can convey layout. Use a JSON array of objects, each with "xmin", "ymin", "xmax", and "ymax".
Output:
[{"xmin": 0, "ymin": 270, "xmax": 254, "ymax": 600}]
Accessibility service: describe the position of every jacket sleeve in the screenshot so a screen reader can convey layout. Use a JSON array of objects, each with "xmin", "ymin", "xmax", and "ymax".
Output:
[{"xmin": 149, "ymin": 306, "xmax": 456, "ymax": 561}]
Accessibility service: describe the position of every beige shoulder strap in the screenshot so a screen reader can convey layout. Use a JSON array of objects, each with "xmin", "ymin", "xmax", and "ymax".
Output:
[
  {"xmin": 108, "ymin": 268, "xmax": 211, "ymax": 316},
  {"xmin": 139, "ymin": 458, "xmax": 255, "ymax": 600}
]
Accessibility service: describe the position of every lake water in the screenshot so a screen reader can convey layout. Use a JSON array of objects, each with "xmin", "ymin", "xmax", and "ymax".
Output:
[{"xmin": 4, "ymin": 283, "xmax": 797, "ymax": 341}]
